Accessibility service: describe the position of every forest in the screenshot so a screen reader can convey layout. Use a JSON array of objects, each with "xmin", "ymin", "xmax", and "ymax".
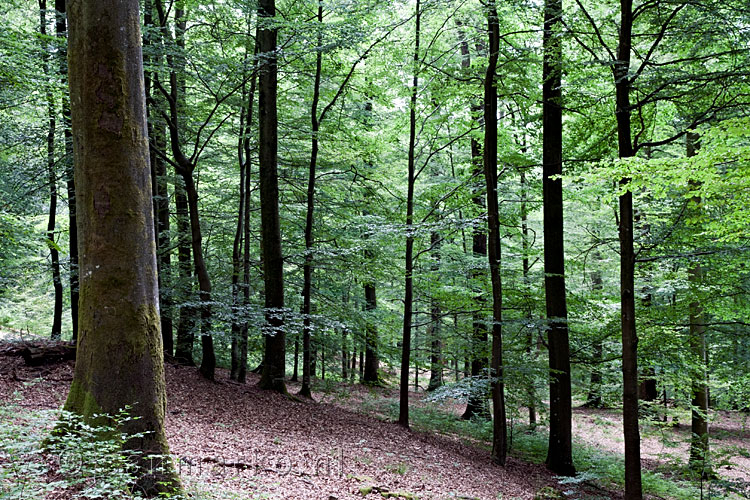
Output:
[{"xmin": 0, "ymin": 0, "xmax": 749, "ymax": 498}]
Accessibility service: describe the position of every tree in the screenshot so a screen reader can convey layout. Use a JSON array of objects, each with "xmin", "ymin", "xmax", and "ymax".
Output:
[
  {"xmin": 542, "ymin": 0, "xmax": 575, "ymax": 476},
  {"xmin": 398, "ymin": 0, "xmax": 421, "ymax": 429},
  {"xmin": 484, "ymin": 0, "xmax": 507, "ymax": 466},
  {"xmin": 38, "ymin": 0, "xmax": 63, "ymax": 340},
  {"xmin": 62, "ymin": 0, "xmax": 179, "ymax": 493},
  {"xmin": 154, "ymin": 0, "xmax": 216, "ymax": 380},
  {"xmin": 257, "ymin": 0, "xmax": 287, "ymax": 394},
  {"xmin": 54, "ymin": 0, "xmax": 78, "ymax": 342}
]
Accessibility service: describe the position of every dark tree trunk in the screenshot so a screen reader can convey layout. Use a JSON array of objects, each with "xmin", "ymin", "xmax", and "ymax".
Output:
[
  {"xmin": 257, "ymin": 0, "xmax": 287, "ymax": 393},
  {"xmin": 144, "ymin": 0, "xmax": 173, "ymax": 357},
  {"xmin": 484, "ymin": 0, "xmax": 507, "ymax": 466},
  {"xmin": 231, "ymin": 35, "xmax": 254, "ymax": 381},
  {"xmin": 55, "ymin": 0, "xmax": 78, "ymax": 342},
  {"xmin": 614, "ymin": 1, "xmax": 642, "ymax": 497},
  {"xmin": 427, "ymin": 236, "xmax": 443, "ymax": 392},
  {"xmin": 299, "ymin": 3, "xmax": 324, "ymax": 399},
  {"xmin": 363, "ymin": 281, "xmax": 379, "ymax": 383},
  {"xmin": 292, "ymin": 331, "xmax": 299, "ymax": 382},
  {"xmin": 173, "ymin": 181, "xmax": 195, "ymax": 366},
  {"xmin": 398, "ymin": 0, "xmax": 420, "ymax": 429},
  {"xmin": 182, "ymin": 174, "xmax": 216, "ymax": 380},
  {"xmin": 238, "ymin": 43, "xmax": 257, "ymax": 385},
  {"xmin": 542, "ymin": 0, "xmax": 575, "ymax": 476},
  {"xmin": 39, "ymin": 1, "xmax": 63, "ymax": 340},
  {"xmin": 63, "ymin": 0, "xmax": 179, "ymax": 492},
  {"xmin": 458, "ymin": 20, "xmax": 489, "ymax": 422}
]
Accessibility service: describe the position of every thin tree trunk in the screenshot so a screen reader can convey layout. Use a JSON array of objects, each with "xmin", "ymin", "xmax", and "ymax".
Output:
[
  {"xmin": 614, "ymin": 1, "xmax": 642, "ymax": 497},
  {"xmin": 55, "ymin": 0, "xmax": 78, "ymax": 342},
  {"xmin": 299, "ymin": 2, "xmax": 324, "ymax": 399},
  {"xmin": 398, "ymin": 0, "xmax": 420, "ymax": 429},
  {"xmin": 257, "ymin": 0, "xmax": 287, "ymax": 393},
  {"xmin": 459, "ymin": 21, "xmax": 489, "ymax": 422},
  {"xmin": 484, "ymin": 0, "xmax": 507, "ymax": 466},
  {"xmin": 182, "ymin": 174, "xmax": 215, "ymax": 380},
  {"xmin": 231, "ymin": 36, "xmax": 252, "ymax": 381},
  {"xmin": 543, "ymin": 0, "xmax": 575, "ymax": 476},
  {"xmin": 40, "ymin": 1, "xmax": 63, "ymax": 340},
  {"xmin": 238, "ymin": 42, "xmax": 257, "ymax": 385}
]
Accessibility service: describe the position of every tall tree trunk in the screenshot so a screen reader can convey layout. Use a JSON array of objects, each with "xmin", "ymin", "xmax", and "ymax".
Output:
[
  {"xmin": 614, "ymin": 1, "xmax": 642, "ymax": 497},
  {"xmin": 55, "ymin": 0, "xmax": 78, "ymax": 342},
  {"xmin": 231, "ymin": 36, "xmax": 252, "ymax": 381},
  {"xmin": 154, "ymin": 122, "xmax": 172, "ymax": 356},
  {"xmin": 230, "ymin": 100, "xmax": 247, "ymax": 380},
  {"xmin": 238, "ymin": 42, "xmax": 258, "ymax": 385},
  {"xmin": 63, "ymin": 0, "xmax": 179, "ymax": 492},
  {"xmin": 484, "ymin": 0, "xmax": 507, "ymax": 466},
  {"xmin": 299, "ymin": 2, "xmax": 324, "ymax": 399},
  {"xmin": 257, "ymin": 0, "xmax": 287, "ymax": 393},
  {"xmin": 458, "ymin": 21, "xmax": 489, "ymax": 422},
  {"xmin": 687, "ymin": 132, "xmax": 709, "ymax": 473},
  {"xmin": 542, "ymin": 0, "xmax": 575, "ymax": 476},
  {"xmin": 398, "ymin": 0, "xmax": 420, "ymax": 429},
  {"xmin": 144, "ymin": 0, "xmax": 173, "ymax": 357},
  {"xmin": 39, "ymin": 0, "xmax": 63, "ymax": 340}
]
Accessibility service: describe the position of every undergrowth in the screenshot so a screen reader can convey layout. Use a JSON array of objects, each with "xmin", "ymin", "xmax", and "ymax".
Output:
[{"xmin": 0, "ymin": 391, "xmax": 261, "ymax": 499}]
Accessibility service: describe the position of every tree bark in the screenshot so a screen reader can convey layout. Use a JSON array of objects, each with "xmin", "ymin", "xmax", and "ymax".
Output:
[
  {"xmin": 63, "ymin": 0, "xmax": 179, "ymax": 492},
  {"xmin": 257, "ymin": 0, "xmax": 287, "ymax": 393},
  {"xmin": 484, "ymin": 0, "xmax": 507, "ymax": 466},
  {"xmin": 398, "ymin": 0, "xmax": 420, "ymax": 429},
  {"xmin": 542, "ymin": 0, "xmax": 575, "ymax": 476}
]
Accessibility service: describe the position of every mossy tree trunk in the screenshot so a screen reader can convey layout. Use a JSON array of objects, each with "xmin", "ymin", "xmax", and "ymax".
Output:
[{"xmin": 63, "ymin": 0, "xmax": 179, "ymax": 494}]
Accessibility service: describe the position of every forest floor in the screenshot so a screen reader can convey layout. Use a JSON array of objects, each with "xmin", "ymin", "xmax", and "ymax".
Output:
[{"xmin": 0, "ymin": 344, "xmax": 748, "ymax": 499}]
